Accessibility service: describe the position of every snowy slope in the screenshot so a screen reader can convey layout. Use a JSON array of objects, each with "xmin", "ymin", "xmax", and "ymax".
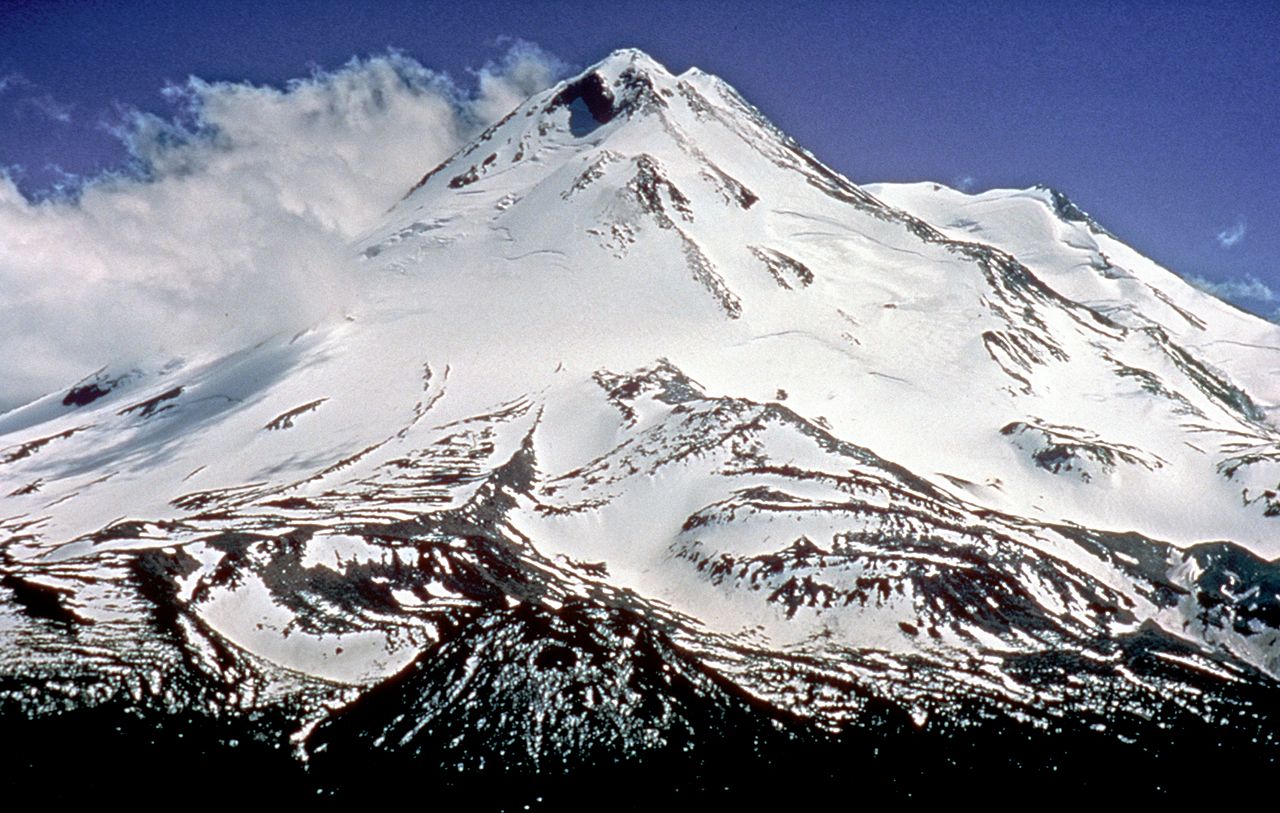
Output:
[
  {"xmin": 2, "ymin": 50, "xmax": 1279, "ymax": 773},
  {"xmin": 866, "ymin": 180, "xmax": 1280, "ymax": 415}
]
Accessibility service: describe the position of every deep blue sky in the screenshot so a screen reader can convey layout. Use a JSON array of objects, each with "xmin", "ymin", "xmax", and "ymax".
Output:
[{"xmin": 1, "ymin": 0, "xmax": 1276, "ymax": 311}]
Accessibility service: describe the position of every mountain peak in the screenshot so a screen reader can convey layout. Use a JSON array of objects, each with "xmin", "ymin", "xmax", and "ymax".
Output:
[
  {"xmin": 401, "ymin": 49, "xmax": 695, "ymax": 197},
  {"xmin": 1030, "ymin": 183, "xmax": 1114, "ymax": 237},
  {"xmin": 544, "ymin": 49, "xmax": 677, "ymax": 135},
  {"xmin": 586, "ymin": 48, "xmax": 673, "ymax": 80}
]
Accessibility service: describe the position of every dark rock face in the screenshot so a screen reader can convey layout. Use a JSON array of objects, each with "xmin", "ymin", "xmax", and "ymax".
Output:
[
  {"xmin": 62, "ymin": 383, "xmax": 112, "ymax": 407},
  {"xmin": 548, "ymin": 73, "xmax": 616, "ymax": 136},
  {"xmin": 61, "ymin": 369, "xmax": 137, "ymax": 407},
  {"xmin": 1038, "ymin": 184, "xmax": 1116, "ymax": 237},
  {"xmin": 118, "ymin": 386, "xmax": 182, "ymax": 418}
]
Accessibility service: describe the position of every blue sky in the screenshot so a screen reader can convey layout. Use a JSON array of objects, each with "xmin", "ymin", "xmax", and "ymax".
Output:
[{"xmin": 1, "ymin": 0, "xmax": 1277, "ymax": 315}]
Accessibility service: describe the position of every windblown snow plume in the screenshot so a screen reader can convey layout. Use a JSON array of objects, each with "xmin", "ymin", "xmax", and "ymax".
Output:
[{"xmin": 0, "ymin": 44, "xmax": 562, "ymax": 411}]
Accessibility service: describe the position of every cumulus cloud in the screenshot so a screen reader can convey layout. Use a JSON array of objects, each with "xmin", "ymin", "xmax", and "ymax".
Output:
[
  {"xmin": 1189, "ymin": 274, "xmax": 1276, "ymax": 305},
  {"xmin": 0, "ymin": 44, "xmax": 564, "ymax": 412},
  {"xmin": 1216, "ymin": 217, "xmax": 1247, "ymax": 248}
]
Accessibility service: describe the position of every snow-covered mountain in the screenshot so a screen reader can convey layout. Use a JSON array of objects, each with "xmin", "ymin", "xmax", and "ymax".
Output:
[{"xmin": 3, "ymin": 49, "xmax": 1279, "ymax": 797}]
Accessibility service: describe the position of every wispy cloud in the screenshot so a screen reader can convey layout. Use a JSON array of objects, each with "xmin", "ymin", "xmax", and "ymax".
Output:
[
  {"xmin": 2, "ymin": 75, "xmax": 74, "ymax": 123},
  {"xmin": 1216, "ymin": 217, "xmax": 1247, "ymax": 248},
  {"xmin": 17, "ymin": 93, "xmax": 74, "ymax": 124},
  {"xmin": 1189, "ymin": 274, "xmax": 1276, "ymax": 304},
  {"xmin": 953, "ymin": 175, "xmax": 977, "ymax": 192},
  {"xmin": 0, "ymin": 43, "xmax": 564, "ymax": 412},
  {"xmin": 0, "ymin": 72, "xmax": 29, "ymax": 95}
]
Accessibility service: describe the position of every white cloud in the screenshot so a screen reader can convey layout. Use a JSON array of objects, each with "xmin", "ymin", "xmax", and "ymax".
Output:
[
  {"xmin": 0, "ymin": 73, "xmax": 29, "ymax": 95},
  {"xmin": 469, "ymin": 40, "xmax": 567, "ymax": 125},
  {"xmin": 1189, "ymin": 274, "xmax": 1276, "ymax": 304},
  {"xmin": 19, "ymin": 93, "xmax": 74, "ymax": 123},
  {"xmin": 0, "ymin": 44, "xmax": 563, "ymax": 412},
  {"xmin": 1216, "ymin": 217, "xmax": 1247, "ymax": 248},
  {"xmin": 953, "ymin": 175, "xmax": 977, "ymax": 192}
]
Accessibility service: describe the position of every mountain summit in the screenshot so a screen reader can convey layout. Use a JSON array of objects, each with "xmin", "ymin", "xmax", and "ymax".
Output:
[{"xmin": 3, "ymin": 49, "xmax": 1280, "ymax": 796}]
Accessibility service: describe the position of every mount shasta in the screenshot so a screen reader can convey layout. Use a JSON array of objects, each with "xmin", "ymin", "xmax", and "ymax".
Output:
[{"xmin": 3, "ymin": 50, "xmax": 1278, "ymax": 799}]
